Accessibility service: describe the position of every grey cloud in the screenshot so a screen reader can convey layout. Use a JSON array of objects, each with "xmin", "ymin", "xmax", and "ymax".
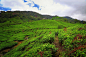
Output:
[{"xmin": 53, "ymin": 0, "xmax": 86, "ymax": 21}]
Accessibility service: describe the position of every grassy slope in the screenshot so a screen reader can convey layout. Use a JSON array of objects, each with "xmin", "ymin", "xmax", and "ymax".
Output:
[{"xmin": 0, "ymin": 18, "xmax": 86, "ymax": 57}]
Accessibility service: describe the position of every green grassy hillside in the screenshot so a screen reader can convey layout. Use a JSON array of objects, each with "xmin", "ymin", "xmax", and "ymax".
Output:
[
  {"xmin": 0, "ymin": 11, "xmax": 86, "ymax": 57},
  {"xmin": 52, "ymin": 16, "xmax": 86, "ymax": 24}
]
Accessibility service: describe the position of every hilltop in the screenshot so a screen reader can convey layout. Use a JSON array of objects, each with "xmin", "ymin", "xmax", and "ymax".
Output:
[
  {"xmin": 0, "ymin": 11, "xmax": 86, "ymax": 24},
  {"xmin": 0, "ymin": 11, "xmax": 53, "ymax": 23}
]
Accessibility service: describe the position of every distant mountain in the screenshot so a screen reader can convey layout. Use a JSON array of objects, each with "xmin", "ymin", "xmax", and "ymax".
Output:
[
  {"xmin": 52, "ymin": 16, "xmax": 86, "ymax": 24},
  {"xmin": 63, "ymin": 16, "xmax": 73, "ymax": 19},
  {"xmin": 42, "ymin": 15, "xmax": 54, "ymax": 19}
]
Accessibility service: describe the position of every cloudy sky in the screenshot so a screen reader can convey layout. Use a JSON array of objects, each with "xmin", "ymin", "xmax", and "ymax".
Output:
[{"xmin": 0, "ymin": 0, "xmax": 86, "ymax": 21}]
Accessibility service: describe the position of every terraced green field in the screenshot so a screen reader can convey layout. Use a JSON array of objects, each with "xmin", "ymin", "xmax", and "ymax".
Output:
[{"xmin": 0, "ymin": 19, "xmax": 86, "ymax": 57}]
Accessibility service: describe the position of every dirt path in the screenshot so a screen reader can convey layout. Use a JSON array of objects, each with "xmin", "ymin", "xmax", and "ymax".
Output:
[
  {"xmin": 0, "ymin": 41, "xmax": 23, "ymax": 57},
  {"xmin": 53, "ymin": 36, "xmax": 65, "ymax": 57}
]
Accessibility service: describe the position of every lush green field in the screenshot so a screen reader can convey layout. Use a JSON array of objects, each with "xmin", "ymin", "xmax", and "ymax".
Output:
[{"xmin": 0, "ymin": 18, "xmax": 86, "ymax": 57}]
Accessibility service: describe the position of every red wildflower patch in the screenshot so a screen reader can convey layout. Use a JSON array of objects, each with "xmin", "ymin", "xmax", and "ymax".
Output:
[
  {"xmin": 68, "ymin": 45, "xmax": 86, "ymax": 56},
  {"xmin": 38, "ymin": 51, "xmax": 44, "ymax": 57},
  {"xmin": 63, "ymin": 27, "xmax": 67, "ymax": 32},
  {"xmin": 78, "ymin": 28, "xmax": 84, "ymax": 30},
  {"xmin": 72, "ymin": 34, "xmax": 83, "ymax": 42},
  {"xmin": 76, "ymin": 34, "xmax": 83, "ymax": 39},
  {"xmin": 74, "ymin": 37, "xmax": 77, "ymax": 40},
  {"xmin": 85, "ymin": 36, "xmax": 86, "ymax": 38},
  {"xmin": 77, "ymin": 43, "xmax": 81, "ymax": 45}
]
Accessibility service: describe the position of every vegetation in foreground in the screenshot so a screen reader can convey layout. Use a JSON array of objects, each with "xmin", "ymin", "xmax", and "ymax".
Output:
[{"xmin": 0, "ymin": 11, "xmax": 86, "ymax": 57}]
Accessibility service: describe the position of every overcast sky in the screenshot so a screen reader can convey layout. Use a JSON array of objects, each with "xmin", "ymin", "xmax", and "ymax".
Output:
[{"xmin": 0, "ymin": 0, "xmax": 86, "ymax": 21}]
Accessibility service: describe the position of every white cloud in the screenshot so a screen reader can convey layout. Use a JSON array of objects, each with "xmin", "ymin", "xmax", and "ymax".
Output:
[
  {"xmin": 30, "ymin": 0, "xmax": 75, "ymax": 16},
  {"xmin": 1, "ymin": 0, "xmax": 86, "ymax": 21},
  {"xmin": 53, "ymin": 0, "xmax": 86, "ymax": 21},
  {"xmin": 1, "ymin": 0, "xmax": 39, "ymax": 11},
  {"xmin": 70, "ymin": 14, "xmax": 86, "ymax": 21}
]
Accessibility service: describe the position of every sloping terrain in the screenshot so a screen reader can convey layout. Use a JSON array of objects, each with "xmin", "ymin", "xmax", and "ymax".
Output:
[
  {"xmin": 0, "ymin": 11, "xmax": 54, "ymax": 23},
  {"xmin": 52, "ymin": 16, "xmax": 86, "ymax": 24},
  {"xmin": 0, "ymin": 12, "xmax": 86, "ymax": 57}
]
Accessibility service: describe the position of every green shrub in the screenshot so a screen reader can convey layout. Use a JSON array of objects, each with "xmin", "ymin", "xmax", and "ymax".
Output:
[{"xmin": 0, "ymin": 42, "xmax": 17, "ymax": 51}]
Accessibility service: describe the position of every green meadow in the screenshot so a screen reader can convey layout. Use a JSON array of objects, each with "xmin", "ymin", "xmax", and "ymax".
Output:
[{"xmin": 0, "ymin": 11, "xmax": 86, "ymax": 57}]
